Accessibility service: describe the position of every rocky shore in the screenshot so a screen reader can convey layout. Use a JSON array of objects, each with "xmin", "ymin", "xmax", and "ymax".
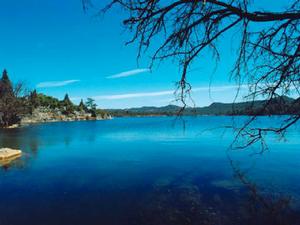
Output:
[{"xmin": 16, "ymin": 107, "xmax": 112, "ymax": 127}]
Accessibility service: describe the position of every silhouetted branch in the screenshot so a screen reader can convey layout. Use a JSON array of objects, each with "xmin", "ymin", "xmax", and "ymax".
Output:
[{"xmin": 87, "ymin": 0, "xmax": 300, "ymax": 148}]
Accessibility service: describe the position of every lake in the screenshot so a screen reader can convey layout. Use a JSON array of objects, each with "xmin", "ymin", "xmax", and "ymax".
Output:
[{"xmin": 0, "ymin": 116, "xmax": 300, "ymax": 225}]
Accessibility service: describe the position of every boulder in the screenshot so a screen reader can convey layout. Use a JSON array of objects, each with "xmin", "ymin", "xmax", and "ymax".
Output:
[
  {"xmin": 6, "ymin": 124, "xmax": 20, "ymax": 129},
  {"xmin": 0, "ymin": 148, "xmax": 22, "ymax": 160}
]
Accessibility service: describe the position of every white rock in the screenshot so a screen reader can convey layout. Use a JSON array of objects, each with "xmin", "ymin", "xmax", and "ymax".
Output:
[{"xmin": 0, "ymin": 148, "xmax": 22, "ymax": 160}]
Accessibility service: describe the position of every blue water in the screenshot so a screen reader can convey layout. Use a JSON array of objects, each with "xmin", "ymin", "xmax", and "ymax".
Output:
[{"xmin": 0, "ymin": 116, "xmax": 299, "ymax": 225}]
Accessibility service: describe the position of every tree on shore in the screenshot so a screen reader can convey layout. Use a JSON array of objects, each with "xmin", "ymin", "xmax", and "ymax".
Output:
[
  {"xmin": 85, "ymin": 98, "xmax": 97, "ymax": 117},
  {"xmin": 78, "ymin": 99, "xmax": 88, "ymax": 112},
  {"xmin": 0, "ymin": 69, "xmax": 13, "ymax": 96},
  {"xmin": 62, "ymin": 94, "xmax": 72, "ymax": 105},
  {"xmin": 0, "ymin": 70, "xmax": 26, "ymax": 127},
  {"xmin": 61, "ymin": 94, "xmax": 75, "ymax": 115},
  {"xmin": 85, "ymin": 0, "xmax": 300, "ymax": 148},
  {"xmin": 28, "ymin": 89, "xmax": 39, "ymax": 113}
]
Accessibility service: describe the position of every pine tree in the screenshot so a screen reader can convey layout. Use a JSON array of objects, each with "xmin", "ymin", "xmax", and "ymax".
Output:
[
  {"xmin": 0, "ymin": 69, "xmax": 13, "ymax": 97},
  {"xmin": 78, "ymin": 99, "xmax": 87, "ymax": 112},
  {"xmin": 61, "ymin": 93, "xmax": 74, "ymax": 115},
  {"xmin": 85, "ymin": 98, "xmax": 97, "ymax": 117},
  {"xmin": 63, "ymin": 94, "xmax": 72, "ymax": 104},
  {"xmin": 29, "ymin": 89, "xmax": 39, "ymax": 113},
  {"xmin": 2, "ymin": 69, "xmax": 10, "ymax": 83},
  {"xmin": 85, "ymin": 98, "xmax": 97, "ymax": 110},
  {"xmin": 0, "ymin": 69, "xmax": 24, "ymax": 127}
]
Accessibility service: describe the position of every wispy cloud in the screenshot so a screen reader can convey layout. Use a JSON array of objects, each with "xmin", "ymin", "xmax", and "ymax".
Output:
[
  {"xmin": 106, "ymin": 68, "xmax": 150, "ymax": 79},
  {"xmin": 193, "ymin": 84, "xmax": 248, "ymax": 92},
  {"xmin": 37, "ymin": 80, "xmax": 80, "ymax": 88},
  {"xmin": 85, "ymin": 85, "xmax": 248, "ymax": 100},
  {"xmin": 93, "ymin": 90, "xmax": 173, "ymax": 100}
]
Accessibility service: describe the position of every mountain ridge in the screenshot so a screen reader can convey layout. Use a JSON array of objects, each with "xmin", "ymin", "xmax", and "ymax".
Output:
[{"xmin": 107, "ymin": 96, "xmax": 299, "ymax": 117}]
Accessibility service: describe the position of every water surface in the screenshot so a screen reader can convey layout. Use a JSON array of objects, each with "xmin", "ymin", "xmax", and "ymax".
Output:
[{"xmin": 0, "ymin": 116, "xmax": 299, "ymax": 225}]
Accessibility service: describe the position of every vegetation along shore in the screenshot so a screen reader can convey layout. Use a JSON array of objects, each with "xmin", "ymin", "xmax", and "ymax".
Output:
[
  {"xmin": 1, "ymin": 68, "xmax": 299, "ymax": 128},
  {"xmin": 0, "ymin": 70, "xmax": 111, "ymax": 128}
]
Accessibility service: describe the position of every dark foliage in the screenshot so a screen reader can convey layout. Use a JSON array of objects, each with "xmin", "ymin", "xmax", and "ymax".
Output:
[
  {"xmin": 85, "ymin": 98, "xmax": 97, "ymax": 117},
  {"xmin": 78, "ymin": 99, "xmax": 88, "ymax": 112},
  {"xmin": 26, "ymin": 90, "xmax": 108, "ymax": 118},
  {"xmin": 61, "ymin": 94, "xmax": 75, "ymax": 115},
  {"xmin": 28, "ymin": 90, "xmax": 39, "ymax": 113},
  {"xmin": 0, "ymin": 70, "xmax": 27, "ymax": 127}
]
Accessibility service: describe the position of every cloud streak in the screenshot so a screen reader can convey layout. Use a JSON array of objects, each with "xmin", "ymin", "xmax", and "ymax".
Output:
[
  {"xmin": 93, "ymin": 90, "xmax": 173, "ymax": 100},
  {"xmin": 192, "ymin": 84, "xmax": 248, "ymax": 92},
  {"xmin": 106, "ymin": 68, "xmax": 150, "ymax": 79},
  {"xmin": 87, "ymin": 85, "xmax": 248, "ymax": 100},
  {"xmin": 37, "ymin": 80, "xmax": 80, "ymax": 88}
]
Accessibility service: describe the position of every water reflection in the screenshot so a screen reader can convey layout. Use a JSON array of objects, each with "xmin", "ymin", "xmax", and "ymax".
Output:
[
  {"xmin": 0, "ymin": 155, "xmax": 22, "ymax": 168},
  {"xmin": 131, "ymin": 156, "xmax": 300, "ymax": 225},
  {"xmin": 0, "ymin": 121, "xmax": 101, "ymax": 157},
  {"xmin": 227, "ymin": 154, "xmax": 299, "ymax": 225}
]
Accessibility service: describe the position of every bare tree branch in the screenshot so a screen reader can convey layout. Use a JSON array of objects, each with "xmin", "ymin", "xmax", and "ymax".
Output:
[{"xmin": 88, "ymin": 0, "xmax": 300, "ymax": 148}]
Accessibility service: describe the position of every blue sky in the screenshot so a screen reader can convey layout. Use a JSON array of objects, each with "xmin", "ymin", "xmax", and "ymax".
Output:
[{"xmin": 0, "ymin": 0, "xmax": 290, "ymax": 108}]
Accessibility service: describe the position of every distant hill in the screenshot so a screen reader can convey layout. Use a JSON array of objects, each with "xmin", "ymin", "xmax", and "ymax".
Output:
[{"xmin": 107, "ymin": 96, "xmax": 299, "ymax": 117}]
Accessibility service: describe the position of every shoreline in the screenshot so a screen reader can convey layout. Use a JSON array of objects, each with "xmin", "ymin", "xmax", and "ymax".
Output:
[
  {"xmin": 4, "ymin": 116, "xmax": 112, "ymax": 129},
  {"xmin": 2, "ymin": 114, "xmax": 295, "ymax": 129}
]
